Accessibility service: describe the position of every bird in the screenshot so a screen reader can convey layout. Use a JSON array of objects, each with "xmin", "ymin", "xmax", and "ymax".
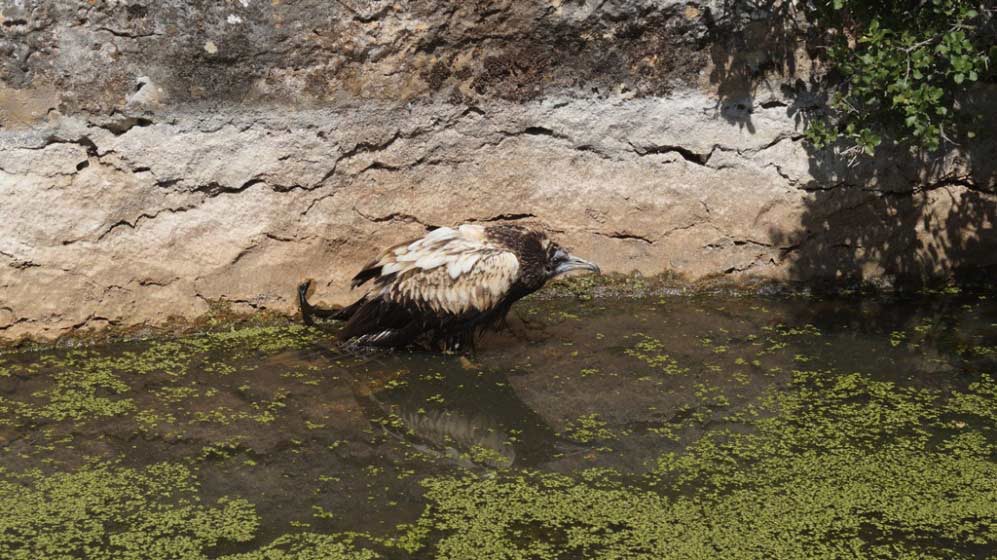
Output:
[{"xmin": 298, "ymin": 223, "xmax": 600, "ymax": 350}]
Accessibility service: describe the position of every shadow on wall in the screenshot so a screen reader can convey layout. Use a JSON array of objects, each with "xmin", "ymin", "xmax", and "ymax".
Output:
[
  {"xmin": 704, "ymin": 2, "xmax": 997, "ymax": 289},
  {"xmin": 773, "ymin": 78, "xmax": 997, "ymax": 290},
  {"xmin": 769, "ymin": 137, "xmax": 996, "ymax": 290},
  {"xmin": 702, "ymin": 0, "xmax": 822, "ymax": 133}
]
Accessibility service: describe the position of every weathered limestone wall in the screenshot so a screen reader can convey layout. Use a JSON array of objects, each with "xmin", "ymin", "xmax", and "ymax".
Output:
[{"xmin": 1, "ymin": 0, "xmax": 995, "ymax": 341}]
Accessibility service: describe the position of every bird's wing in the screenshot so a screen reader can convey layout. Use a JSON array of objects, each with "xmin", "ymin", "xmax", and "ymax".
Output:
[{"xmin": 353, "ymin": 225, "xmax": 520, "ymax": 315}]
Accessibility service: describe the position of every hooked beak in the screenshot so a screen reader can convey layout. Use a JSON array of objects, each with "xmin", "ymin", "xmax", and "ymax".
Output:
[{"xmin": 553, "ymin": 254, "xmax": 601, "ymax": 277}]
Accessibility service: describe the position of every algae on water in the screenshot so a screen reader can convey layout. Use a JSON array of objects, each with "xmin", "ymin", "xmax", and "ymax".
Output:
[{"xmin": 0, "ymin": 296, "xmax": 995, "ymax": 559}]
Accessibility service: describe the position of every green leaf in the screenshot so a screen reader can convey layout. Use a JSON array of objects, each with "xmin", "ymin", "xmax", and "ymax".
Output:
[{"xmin": 806, "ymin": 0, "xmax": 989, "ymax": 154}]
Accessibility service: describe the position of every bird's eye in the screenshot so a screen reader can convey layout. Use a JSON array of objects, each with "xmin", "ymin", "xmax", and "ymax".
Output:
[{"xmin": 550, "ymin": 248, "xmax": 567, "ymax": 269}]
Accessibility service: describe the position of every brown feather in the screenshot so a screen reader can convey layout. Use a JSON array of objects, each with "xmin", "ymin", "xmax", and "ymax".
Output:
[
  {"xmin": 352, "ymin": 225, "xmax": 521, "ymax": 316},
  {"xmin": 301, "ymin": 223, "xmax": 597, "ymax": 350}
]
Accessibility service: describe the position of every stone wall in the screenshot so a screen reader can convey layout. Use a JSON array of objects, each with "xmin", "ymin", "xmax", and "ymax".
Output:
[{"xmin": 1, "ymin": 0, "xmax": 995, "ymax": 341}]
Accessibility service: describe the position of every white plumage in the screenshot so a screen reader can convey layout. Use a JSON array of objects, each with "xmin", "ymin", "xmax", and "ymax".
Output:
[
  {"xmin": 362, "ymin": 225, "xmax": 521, "ymax": 315},
  {"xmin": 299, "ymin": 222, "xmax": 599, "ymax": 350}
]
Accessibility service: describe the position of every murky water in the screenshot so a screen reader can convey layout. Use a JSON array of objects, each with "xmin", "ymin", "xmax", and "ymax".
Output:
[{"xmin": 1, "ymin": 292, "xmax": 995, "ymax": 559}]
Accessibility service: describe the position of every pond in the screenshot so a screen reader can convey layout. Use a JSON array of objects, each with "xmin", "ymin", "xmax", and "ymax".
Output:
[{"xmin": 1, "ymin": 291, "xmax": 995, "ymax": 559}]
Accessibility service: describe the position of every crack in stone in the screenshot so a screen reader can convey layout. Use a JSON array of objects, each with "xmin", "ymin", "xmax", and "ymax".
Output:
[
  {"xmin": 96, "ymin": 213, "xmax": 160, "ymax": 242},
  {"xmin": 338, "ymin": 131, "xmax": 403, "ymax": 161},
  {"xmin": 594, "ymin": 230, "xmax": 654, "ymax": 244},
  {"xmin": 798, "ymin": 175, "xmax": 991, "ymax": 197},
  {"xmin": 94, "ymin": 172, "xmax": 332, "ymax": 243},
  {"xmin": 905, "ymin": 176, "xmax": 992, "ymax": 196},
  {"xmin": 353, "ymin": 207, "xmax": 437, "ymax": 229},
  {"xmin": 734, "ymin": 239, "xmax": 773, "ymax": 248},
  {"xmin": 628, "ymin": 140, "xmax": 712, "ymax": 166},
  {"xmin": 190, "ymin": 178, "xmax": 266, "ymax": 197},
  {"xmin": 93, "ymin": 116, "xmax": 154, "ymax": 136},
  {"xmin": 265, "ymin": 232, "xmax": 297, "ymax": 242},
  {"xmin": 302, "ymin": 191, "xmax": 339, "ymax": 217},
  {"xmin": 96, "ymin": 27, "xmax": 160, "ymax": 39},
  {"xmin": 328, "ymin": 126, "xmax": 447, "ymax": 180},
  {"xmin": 467, "ymin": 213, "xmax": 537, "ymax": 223},
  {"xmin": 96, "ymin": 205, "xmax": 195, "ymax": 242},
  {"xmin": 229, "ymin": 243, "xmax": 259, "ymax": 267},
  {"xmin": 520, "ymin": 126, "xmax": 568, "ymax": 140},
  {"xmin": 661, "ymin": 221, "xmax": 711, "ymax": 237},
  {"xmin": 473, "ymin": 126, "xmax": 614, "ymax": 161},
  {"xmin": 23, "ymin": 135, "xmax": 100, "ymax": 156},
  {"xmin": 747, "ymin": 133, "xmax": 804, "ymax": 155},
  {"xmin": 138, "ymin": 278, "xmax": 176, "ymax": 288},
  {"xmin": 722, "ymin": 251, "xmax": 774, "ymax": 274},
  {"xmin": 766, "ymin": 162, "xmax": 799, "ymax": 186},
  {"xmin": 627, "ymin": 134, "xmax": 803, "ymax": 169}
]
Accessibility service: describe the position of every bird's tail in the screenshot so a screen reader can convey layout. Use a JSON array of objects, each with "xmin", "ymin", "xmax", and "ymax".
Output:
[
  {"xmin": 298, "ymin": 279, "xmax": 363, "ymax": 325},
  {"xmin": 298, "ymin": 279, "xmax": 319, "ymax": 325}
]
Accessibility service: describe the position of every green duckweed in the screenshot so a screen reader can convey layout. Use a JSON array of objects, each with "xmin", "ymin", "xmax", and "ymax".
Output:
[
  {"xmin": 1, "ymin": 297, "xmax": 994, "ymax": 560},
  {"xmin": 0, "ymin": 462, "xmax": 258, "ymax": 560},
  {"xmin": 412, "ymin": 368, "xmax": 997, "ymax": 559}
]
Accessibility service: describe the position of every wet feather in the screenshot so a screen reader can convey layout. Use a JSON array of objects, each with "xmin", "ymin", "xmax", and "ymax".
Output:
[{"xmin": 302, "ymin": 223, "xmax": 598, "ymax": 350}]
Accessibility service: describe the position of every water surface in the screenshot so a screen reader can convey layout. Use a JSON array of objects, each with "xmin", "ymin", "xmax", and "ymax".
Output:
[{"xmin": 1, "ymin": 292, "xmax": 995, "ymax": 559}]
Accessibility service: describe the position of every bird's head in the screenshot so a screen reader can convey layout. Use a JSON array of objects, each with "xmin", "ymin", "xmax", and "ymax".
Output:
[
  {"xmin": 483, "ymin": 225, "xmax": 600, "ymax": 288},
  {"xmin": 545, "ymin": 243, "xmax": 601, "ymax": 279}
]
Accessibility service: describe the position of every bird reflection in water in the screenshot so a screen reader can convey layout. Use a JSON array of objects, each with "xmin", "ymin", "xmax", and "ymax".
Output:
[{"xmin": 314, "ymin": 345, "xmax": 556, "ymax": 469}]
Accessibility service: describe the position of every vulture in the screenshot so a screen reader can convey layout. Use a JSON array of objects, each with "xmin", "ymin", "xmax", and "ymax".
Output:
[{"xmin": 298, "ymin": 224, "xmax": 600, "ymax": 350}]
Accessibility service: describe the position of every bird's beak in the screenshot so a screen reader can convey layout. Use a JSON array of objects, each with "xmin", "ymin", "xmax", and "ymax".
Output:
[{"xmin": 553, "ymin": 254, "xmax": 601, "ymax": 277}]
